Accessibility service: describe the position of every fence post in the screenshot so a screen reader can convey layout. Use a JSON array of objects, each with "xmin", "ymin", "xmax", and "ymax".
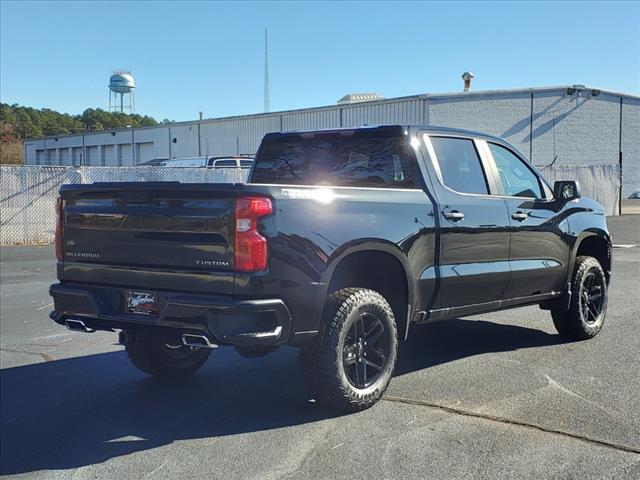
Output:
[
  {"xmin": 618, "ymin": 97, "xmax": 623, "ymax": 215},
  {"xmin": 529, "ymin": 92, "xmax": 534, "ymax": 162},
  {"xmin": 20, "ymin": 167, "xmax": 30, "ymax": 243}
]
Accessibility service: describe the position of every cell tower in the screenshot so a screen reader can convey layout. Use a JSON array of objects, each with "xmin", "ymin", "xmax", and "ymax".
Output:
[
  {"xmin": 109, "ymin": 70, "xmax": 136, "ymax": 113},
  {"xmin": 264, "ymin": 28, "xmax": 270, "ymax": 113}
]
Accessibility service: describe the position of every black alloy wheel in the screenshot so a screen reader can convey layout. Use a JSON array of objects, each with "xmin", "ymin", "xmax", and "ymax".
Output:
[
  {"xmin": 343, "ymin": 312, "xmax": 391, "ymax": 389},
  {"xmin": 580, "ymin": 270, "xmax": 604, "ymax": 324}
]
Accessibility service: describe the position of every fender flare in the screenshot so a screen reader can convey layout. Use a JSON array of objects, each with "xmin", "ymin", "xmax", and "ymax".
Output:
[
  {"xmin": 318, "ymin": 239, "xmax": 418, "ymax": 336},
  {"xmin": 567, "ymin": 229, "xmax": 612, "ymax": 284}
]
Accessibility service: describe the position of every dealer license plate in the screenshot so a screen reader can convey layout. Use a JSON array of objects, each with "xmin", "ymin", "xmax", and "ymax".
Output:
[{"xmin": 126, "ymin": 290, "xmax": 159, "ymax": 316}]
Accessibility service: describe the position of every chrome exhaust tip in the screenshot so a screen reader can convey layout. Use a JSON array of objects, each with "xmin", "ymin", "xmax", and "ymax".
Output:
[
  {"xmin": 181, "ymin": 333, "xmax": 217, "ymax": 349},
  {"xmin": 65, "ymin": 319, "xmax": 95, "ymax": 333}
]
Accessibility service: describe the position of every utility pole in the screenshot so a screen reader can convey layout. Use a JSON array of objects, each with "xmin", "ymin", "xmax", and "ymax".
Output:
[{"xmin": 264, "ymin": 28, "xmax": 270, "ymax": 113}]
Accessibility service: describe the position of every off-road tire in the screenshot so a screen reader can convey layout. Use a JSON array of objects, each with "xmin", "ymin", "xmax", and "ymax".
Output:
[
  {"xmin": 125, "ymin": 333, "xmax": 212, "ymax": 378},
  {"xmin": 308, "ymin": 288, "xmax": 398, "ymax": 412},
  {"xmin": 551, "ymin": 256, "xmax": 608, "ymax": 341}
]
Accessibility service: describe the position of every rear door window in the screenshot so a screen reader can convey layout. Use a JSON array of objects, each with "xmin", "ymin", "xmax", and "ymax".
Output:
[
  {"xmin": 429, "ymin": 137, "xmax": 489, "ymax": 195},
  {"xmin": 251, "ymin": 132, "xmax": 418, "ymax": 188}
]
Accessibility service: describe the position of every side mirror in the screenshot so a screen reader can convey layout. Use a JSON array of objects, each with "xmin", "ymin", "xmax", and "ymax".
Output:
[{"xmin": 553, "ymin": 180, "xmax": 581, "ymax": 202}]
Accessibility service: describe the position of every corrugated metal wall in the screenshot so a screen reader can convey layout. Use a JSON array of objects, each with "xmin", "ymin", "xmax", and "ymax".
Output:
[
  {"xmin": 282, "ymin": 108, "xmax": 340, "ymax": 131},
  {"xmin": 622, "ymin": 97, "xmax": 640, "ymax": 196},
  {"xmin": 531, "ymin": 92, "xmax": 620, "ymax": 167},
  {"xmin": 342, "ymin": 98, "xmax": 424, "ymax": 127},
  {"xmin": 428, "ymin": 92, "xmax": 532, "ymax": 154},
  {"xmin": 199, "ymin": 115, "xmax": 281, "ymax": 156},
  {"xmin": 22, "ymin": 88, "xmax": 640, "ymax": 195}
]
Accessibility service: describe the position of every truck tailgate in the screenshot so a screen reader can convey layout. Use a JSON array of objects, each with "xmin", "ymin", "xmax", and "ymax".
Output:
[{"xmin": 59, "ymin": 182, "xmax": 236, "ymax": 294}]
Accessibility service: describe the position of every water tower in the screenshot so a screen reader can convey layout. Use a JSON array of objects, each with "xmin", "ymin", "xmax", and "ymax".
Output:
[{"xmin": 109, "ymin": 70, "xmax": 136, "ymax": 113}]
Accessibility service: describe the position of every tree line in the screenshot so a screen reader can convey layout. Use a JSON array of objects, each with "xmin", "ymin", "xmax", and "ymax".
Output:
[{"xmin": 0, "ymin": 103, "xmax": 172, "ymax": 164}]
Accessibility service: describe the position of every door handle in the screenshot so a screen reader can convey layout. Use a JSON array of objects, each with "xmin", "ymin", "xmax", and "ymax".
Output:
[
  {"xmin": 511, "ymin": 211, "xmax": 528, "ymax": 221},
  {"xmin": 443, "ymin": 210, "xmax": 465, "ymax": 221}
]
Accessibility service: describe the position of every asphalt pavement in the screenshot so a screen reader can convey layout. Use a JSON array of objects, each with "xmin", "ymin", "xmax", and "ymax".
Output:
[{"xmin": 1, "ymin": 216, "xmax": 639, "ymax": 479}]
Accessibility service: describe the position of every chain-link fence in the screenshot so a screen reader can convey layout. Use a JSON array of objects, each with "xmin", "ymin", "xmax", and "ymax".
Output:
[
  {"xmin": 1, "ymin": 163, "xmax": 621, "ymax": 245},
  {"xmin": 1, "ymin": 166, "xmax": 248, "ymax": 245}
]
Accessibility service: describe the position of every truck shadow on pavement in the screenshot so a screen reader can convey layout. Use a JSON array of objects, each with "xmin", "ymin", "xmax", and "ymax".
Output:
[
  {"xmin": 0, "ymin": 318, "xmax": 561, "ymax": 475},
  {"xmin": 395, "ymin": 318, "xmax": 562, "ymax": 375}
]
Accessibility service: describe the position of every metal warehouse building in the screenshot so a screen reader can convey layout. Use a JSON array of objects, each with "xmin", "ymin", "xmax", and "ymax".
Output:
[{"xmin": 23, "ymin": 85, "xmax": 640, "ymax": 196}]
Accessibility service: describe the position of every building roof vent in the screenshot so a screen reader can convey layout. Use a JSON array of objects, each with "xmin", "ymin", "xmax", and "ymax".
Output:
[
  {"xmin": 461, "ymin": 72, "xmax": 475, "ymax": 92},
  {"xmin": 337, "ymin": 93, "xmax": 384, "ymax": 105}
]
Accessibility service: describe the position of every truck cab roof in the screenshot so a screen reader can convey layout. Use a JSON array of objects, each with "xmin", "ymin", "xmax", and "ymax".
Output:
[{"xmin": 265, "ymin": 124, "xmax": 511, "ymax": 145}]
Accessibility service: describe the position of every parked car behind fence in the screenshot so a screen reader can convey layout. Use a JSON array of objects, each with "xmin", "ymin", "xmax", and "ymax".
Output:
[{"xmin": 159, "ymin": 156, "xmax": 253, "ymax": 169}]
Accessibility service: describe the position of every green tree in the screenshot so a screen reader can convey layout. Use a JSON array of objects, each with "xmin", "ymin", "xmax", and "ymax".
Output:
[
  {"xmin": 0, "ymin": 103, "xmax": 165, "ymax": 139},
  {"xmin": 0, "ymin": 122, "xmax": 23, "ymax": 164}
]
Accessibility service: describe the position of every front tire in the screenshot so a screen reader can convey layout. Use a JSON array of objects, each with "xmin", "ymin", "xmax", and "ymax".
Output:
[
  {"xmin": 308, "ymin": 288, "xmax": 398, "ymax": 412},
  {"xmin": 551, "ymin": 256, "xmax": 608, "ymax": 341},
  {"xmin": 125, "ymin": 333, "xmax": 212, "ymax": 378}
]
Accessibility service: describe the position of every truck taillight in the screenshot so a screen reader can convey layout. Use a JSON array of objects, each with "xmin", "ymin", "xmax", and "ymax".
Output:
[
  {"xmin": 55, "ymin": 196, "xmax": 63, "ymax": 261},
  {"xmin": 235, "ymin": 196, "xmax": 272, "ymax": 272}
]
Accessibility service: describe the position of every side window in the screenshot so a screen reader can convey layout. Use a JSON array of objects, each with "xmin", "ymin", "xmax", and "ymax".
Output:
[
  {"xmin": 430, "ymin": 137, "xmax": 489, "ymax": 195},
  {"xmin": 489, "ymin": 143, "xmax": 542, "ymax": 198}
]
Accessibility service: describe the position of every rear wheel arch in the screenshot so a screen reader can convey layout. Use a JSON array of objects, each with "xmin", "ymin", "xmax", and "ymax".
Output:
[{"xmin": 322, "ymin": 245, "xmax": 415, "ymax": 340}]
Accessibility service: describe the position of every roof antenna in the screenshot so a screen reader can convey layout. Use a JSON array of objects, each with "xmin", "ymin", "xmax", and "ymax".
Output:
[{"xmin": 264, "ymin": 28, "xmax": 270, "ymax": 113}]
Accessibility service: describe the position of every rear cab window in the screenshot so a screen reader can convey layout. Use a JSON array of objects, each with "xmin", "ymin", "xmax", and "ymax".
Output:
[
  {"xmin": 251, "ymin": 129, "xmax": 418, "ymax": 188},
  {"xmin": 428, "ymin": 136, "xmax": 489, "ymax": 195}
]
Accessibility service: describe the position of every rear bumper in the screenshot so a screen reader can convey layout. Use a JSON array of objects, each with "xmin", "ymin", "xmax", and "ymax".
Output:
[{"xmin": 49, "ymin": 283, "xmax": 292, "ymax": 346}]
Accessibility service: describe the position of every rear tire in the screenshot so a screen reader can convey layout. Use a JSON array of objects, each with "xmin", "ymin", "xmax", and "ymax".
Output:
[
  {"xmin": 551, "ymin": 256, "xmax": 608, "ymax": 341},
  {"xmin": 125, "ymin": 333, "xmax": 212, "ymax": 378},
  {"xmin": 307, "ymin": 288, "xmax": 398, "ymax": 412}
]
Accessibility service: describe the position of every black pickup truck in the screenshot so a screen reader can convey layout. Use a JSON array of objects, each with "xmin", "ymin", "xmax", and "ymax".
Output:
[{"xmin": 50, "ymin": 125, "xmax": 611, "ymax": 411}]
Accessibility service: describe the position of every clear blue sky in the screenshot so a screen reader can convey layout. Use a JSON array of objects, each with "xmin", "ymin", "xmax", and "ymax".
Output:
[{"xmin": 1, "ymin": 1, "xmax": 638, "ymax": 122}]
